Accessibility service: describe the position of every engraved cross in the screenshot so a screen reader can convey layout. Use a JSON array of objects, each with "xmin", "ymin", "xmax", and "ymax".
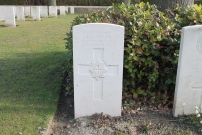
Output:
[{"xmin": 78, "ymin": 48, "xmax": 118, "ymax": 100}]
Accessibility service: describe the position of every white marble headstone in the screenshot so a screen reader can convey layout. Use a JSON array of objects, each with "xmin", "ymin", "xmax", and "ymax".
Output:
[
  {"xmin": 40, "ymin": 6, "xmax": 48, "ymax": 18},
  {"xmin": 14, "ymin": 6, "xmax": 17, "ymax": 17},
  {"xmin": 31, "ymin": 6, "xmax": 40, "ymax": 21},
  {"xmin": 24, "ymin": 6, "xmax": 31, "ymax": 17},
  {"xmin": 173, "ymin": 25, "xmax": 202, "ymax": 117},
  {"xmin": 49, "ymin": 6, "xmax": 57, "ymax": 17},
  {"xmin": 65, "ymin": 6, "xmax": 68, "ymax": 13},
  {"xmin": 73, "ymin": 23, "xmax": 124, "ymax": 118},
  {"xmin": 0, "ymin": 6, "xmax": 5, "ymax": 21},
  {"xmin": 16, "ymin": 6, "xmax": 25, "ymax": 21},
  {"xmin": 70, "ymin": 6, "xmax": 74, "ymax": 14},
  {"xmin": 60, "ymin": 6, "xmax": 65, "ymax": 15},
  {"xmin": 5, "ymin": 7, "xmax": 16, "ymax": 27}
]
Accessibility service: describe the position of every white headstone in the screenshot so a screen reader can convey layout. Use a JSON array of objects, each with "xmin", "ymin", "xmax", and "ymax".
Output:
[
  {"xmin": 0, "ymin": 6, "xmax": 5, "ymax": 21},
  {"xmin": 5, "ymin": 7, "xmax": 16, "ymax": 27},
  {"xmin": 31, "ymin": 6, "xmax": 40, "ymax": 21},
  {"xmin": 73, "ymin": 23, "xmax": 124, "ymax": 118},
  {"xmin": 65, "ymin": 6, "xmax": 68, "ymax": 14},
  {"xmin": 70, "ymin": 6, "xmax": 74, "ymax": 14},
  {"xmin": 173, "ymin": 25, "xmax": 202, "ymax": 117},
  {"xmin": 24, "ymin": 6, "xmax": 31, "ymax": 17},
  {"xmin": 14, "ymin": 6, "xmax": 17, "ymax": 17},
  {"xmin": 49, "ymin": 6, "xmax": 57, "ymax": 17},
  {"xmin": 40, "ymin": 6, "xmax": 48, "ymax": 18},
  {"xmin": 16, "ymin": 6, "xmax": 25, "ymax": 21},
  {"xmin": 60, "ymin": 6, "xmax": 65, "ymax": 15}
]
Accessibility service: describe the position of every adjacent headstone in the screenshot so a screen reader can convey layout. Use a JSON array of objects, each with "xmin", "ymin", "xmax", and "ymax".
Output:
[
  {"xmin": 16, "ymin": 6, "xmax": 25, "ymax": 21},
  {"xmin": 70, "ymin": 6, "xmax": 74, "ymax": 14},
  {"xmin": 60, "ymin": 6, "xmax": 65, "ymax": 15},
  {"xmin": 73, "ymin": 23, "xmax": 124, "ymax": 118},
  {"xmin": 5, "ymin": 7, "xmax": 16, "ymax": 27},
  {"xmin": 49, "ymin": 6, "xmax": 57, "ymax": 17},
  {"xmin": 173, "ymin": 25, "xmax": 202, "ymax": 117},
  {"xmin": 31, "ymin": 6, "xmax": 40, "ymax": 21},
  {"xmin": 0, "ymin": 6, "xmax": 5, "ymax": 21},
  {"xmin": 65, "ymin": 6, "xmax": 68, "ymax": 14},
  {"xmin": 40, "ymin": 6, "xmax": 48, "ymax": 18},
  {"xmin": 24, "ymin": 6, "xmax": 31, "ymax": 17},
  {"xmin": 14, "ymin": 6, "xmax": 17, "ymax": 17}
]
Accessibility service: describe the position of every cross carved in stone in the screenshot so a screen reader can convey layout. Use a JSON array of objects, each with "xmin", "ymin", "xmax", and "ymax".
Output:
[{"xmin": 78, "ymin": 48, "xmax": 118, "ymax": 100}]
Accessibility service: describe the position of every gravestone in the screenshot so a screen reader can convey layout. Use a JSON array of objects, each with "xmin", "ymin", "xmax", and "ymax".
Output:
[
  {"xmin": 31, "ymin": 6, "xmax": 40, "ymax": 21},
  {"xmin": 0, "ymin": 6, "xmax": 5, "ymax": 21},
  {"xmin": 73, "ymin": 23, "xmax": 124, "ymax": 118},
  {"xmin": 60, "ymin": 6, "xmax": 65, "ymax": 15},
  {"xmin": 49, "ymin": 6, "xmax": 57, "ymax": 17},
  {"xmin": 65, "ymin": 6, "xmax": 68, "ymax": 14},
  {"xmin": 70, "ymin": 6, "xmax": 74, "ymax": 14},
  {"xmin": 16, "ymin": 6, "xmax": 25, "ymax": 21},
  {"xmin": 40, "ymin": 6, "xmax": 48, "ymax": 18},
  {"xmin": 173, "ymin": 25, "xmax": 202, "ymax": 117},
  {"xmin": 24, "ymin": 6, "xmax": 31, "ymax": 17},
  {"xmin": 14, "ymin": 6, "xmax": 17, "ymax": 17},
  {"xmin": 5, "ymin": 7, "xmax": 16, "ymax": 27}
]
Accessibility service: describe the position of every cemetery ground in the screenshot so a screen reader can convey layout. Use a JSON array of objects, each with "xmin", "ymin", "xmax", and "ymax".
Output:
[
  {"xmin": 0, "ymin": 15, "xmax": 76, "ymax": 134},
  {"xmin": 0, "ymin": 14, "xmax": 201, "ymax": 135}
]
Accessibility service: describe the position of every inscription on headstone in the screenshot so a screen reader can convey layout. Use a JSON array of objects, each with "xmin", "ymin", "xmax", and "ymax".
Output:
[
  {"xmin": 73, "ymin": 23, "xmax": 124, "ymax": 118},
  {"xmin": 173, "ymin": 25, "xmax": 202, "ymax": 116}
]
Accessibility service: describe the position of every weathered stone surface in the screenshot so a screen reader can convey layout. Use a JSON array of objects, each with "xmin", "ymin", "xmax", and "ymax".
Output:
[
  {"xmin": 73, "ymin": 23, "xmax": 124, "ymax": 118},
  {"xmin": 173, "ymin": 25, "xmax": 202, "ymax": 117}
]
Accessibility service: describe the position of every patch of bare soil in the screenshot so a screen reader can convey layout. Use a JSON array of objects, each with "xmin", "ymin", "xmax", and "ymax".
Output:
[{"xmin": 45, "ymin": 73, "xmax": 200, "ymax": 135}]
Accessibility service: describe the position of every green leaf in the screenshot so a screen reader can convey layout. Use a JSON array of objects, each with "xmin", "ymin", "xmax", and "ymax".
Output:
[
  {"xmin": 133, "ymin": 92, "xmax": 138, "ymax": 98},
  {"xmin": 165, "ymin": 79, "xmax": 172, "ymax": 84},
  {"xmin": 137, "ymin": 88, "xmax": 144, "ymax": 95}
]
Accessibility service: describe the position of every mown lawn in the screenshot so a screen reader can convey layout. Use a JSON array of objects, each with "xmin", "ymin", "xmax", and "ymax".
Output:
[{"xmin": 0, "ymin": 14, "xmax": 77, "ymax": 135}]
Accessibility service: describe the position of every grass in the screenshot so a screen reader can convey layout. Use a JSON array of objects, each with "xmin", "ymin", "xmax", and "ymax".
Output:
[{"xmin": 0, "ymin": 15, "xmax": 77, "ymax": 135}]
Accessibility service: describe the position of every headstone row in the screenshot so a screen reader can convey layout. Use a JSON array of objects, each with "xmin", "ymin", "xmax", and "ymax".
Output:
[{"xmin": 0, "ymin": 6, "xmax": 70, "ymax": 27}]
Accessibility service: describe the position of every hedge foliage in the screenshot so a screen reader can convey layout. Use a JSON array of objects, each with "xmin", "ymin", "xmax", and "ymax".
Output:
[
  {"xmin": 0, "ymin": 0, "xmax": 138, "ymax": 5},
  {"xmin": 66, "ymin": 2, "xmax": 202, "ymax": 102}
]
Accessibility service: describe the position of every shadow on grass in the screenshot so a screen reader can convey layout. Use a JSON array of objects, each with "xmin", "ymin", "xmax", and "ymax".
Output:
[
  {"xmin": 0, "ymin": 25, "xmax": 6, "ymax": 27},
  {"xmin": 0, "ymin": 50, "xmax": 69, "ymax": 134}
]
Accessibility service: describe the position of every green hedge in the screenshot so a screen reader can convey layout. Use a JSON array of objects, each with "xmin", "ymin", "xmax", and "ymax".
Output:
[
  {"xmin": 0, "ymin": 0, "xmax": 139, "ymax": 5},
  {"xmin": 0, "ymin": 0, "xmax": 201, "ymax": 5},
  {"xmin": 65, "ymin": 3, "xmax": 202, "ymax": 102},
  {"xmin": 0, "ymin": 0, "xmax": 24, "ymax": 5}
]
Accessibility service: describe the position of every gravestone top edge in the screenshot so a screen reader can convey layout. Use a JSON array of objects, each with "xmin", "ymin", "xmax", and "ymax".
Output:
[
  {"xmin": 182, "ymin": 25, "xmax": 202, "ymax": 32},
  {"xmin": 73, "ymin": 23, "xmax": 124, "ymax": 28}
]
